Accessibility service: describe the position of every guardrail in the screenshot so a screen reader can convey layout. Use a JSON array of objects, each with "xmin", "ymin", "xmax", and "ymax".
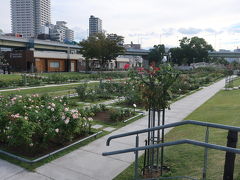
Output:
[{"xmin": 102, "ymin": 120, "xmax": 239, "ymax": 180}]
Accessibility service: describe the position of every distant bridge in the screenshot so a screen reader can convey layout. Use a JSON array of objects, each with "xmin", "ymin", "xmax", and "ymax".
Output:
[
  {"xmin": 0, "ymin": 35, "xmax": 80, "ymax": 52},
  {"xmin": 208, "ymin": 51, "xmax": 240, "ymax": 58},
  {"xmin": 123, "ymin": 48, "xmax": 149, "ymax": 56},
  {"xmin": 0, "ymin": 35, "xmax": 150, "ymax": 57}
]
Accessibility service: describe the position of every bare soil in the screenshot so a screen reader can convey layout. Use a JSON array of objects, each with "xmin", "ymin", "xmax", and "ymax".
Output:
[{"xmin": 0, "ymin": 132, "xmax": 93, "ymax": 159}]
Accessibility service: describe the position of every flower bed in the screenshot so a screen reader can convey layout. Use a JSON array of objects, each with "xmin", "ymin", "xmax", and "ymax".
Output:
[
  {"xmin": 113, "ymin": 67, "xmax": 227, "ymax": 109},
  {"xmin": 75, "ymin": 81, "xmax": 127, "ymax": 102},
  {"xmin": 0, "ymin": 72, "xmax": 129, "ymax": 89},
  {"xmin": 83, "ymin": 104, "xmax": 137, "ymax": 124},
  {"xmin": 0, "ymin": 95, "xmax": 93, "ymax": 158}
]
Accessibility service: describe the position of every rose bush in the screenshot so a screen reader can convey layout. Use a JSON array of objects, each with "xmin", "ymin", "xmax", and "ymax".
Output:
[
  {"xmin": 129, "ymin": 64, "xmax": 179, "ymax": 110},
  {"xmin": 0, "ymin": 95, "xmax": 93, "ymax": 151},
  {"xmin": 83, "ymin": 104, "xmax": 136, "ymax": 123}
]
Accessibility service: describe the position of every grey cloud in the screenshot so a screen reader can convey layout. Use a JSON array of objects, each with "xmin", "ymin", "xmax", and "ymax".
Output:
[
  {"xmin": 128, "ymin": 32, "xmax": 158, "ymax": 37},
  {"xmin": 204, "ymin": 28, "xmax": 216, "ymax": 33},
  {"xmin": 178, "ymin": 27, "xmax": 202, "ymax": 35}
]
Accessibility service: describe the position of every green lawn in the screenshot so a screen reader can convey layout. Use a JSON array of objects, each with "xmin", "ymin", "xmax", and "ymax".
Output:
[
  {"xmin": 0, "ymin": 74, "xmax": 22, "ymax": 81},
  {"xmin": 0, "ymin": 84, "xmax": 79, "ymax": 96},
  {"xmin": 233, "ymin": 77, "xmax": 240, "ymax": 87},
  {"xmin": 0, "ymin": 83, "xmax": 98, "ymax": 96},
  {"xmin": 114, "ymin": 90, "xmax": 240, "ymax": 180}
]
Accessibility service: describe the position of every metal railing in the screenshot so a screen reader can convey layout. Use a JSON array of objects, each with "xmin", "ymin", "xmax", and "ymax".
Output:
[{"xmin": 102, "ymin": 120, "xmax": 240, "ymax": 180}]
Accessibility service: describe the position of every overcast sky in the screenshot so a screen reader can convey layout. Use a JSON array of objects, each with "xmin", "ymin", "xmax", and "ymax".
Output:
[{"xmin": 1, "ymin": 0, "xmax": 240, "ymax": 50}]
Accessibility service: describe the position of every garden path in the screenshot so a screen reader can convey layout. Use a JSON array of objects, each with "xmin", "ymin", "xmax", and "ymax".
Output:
[
  {"xmin": 1, "ymin": 79, "xmax": 225, "ymax": 180},
  {"xmin": 0, "ymin": 81, "xmax": 99, "ymax": 92},
  {"xmin": 0, "ymin": 78, "xmax": 126, "ymax": 93}
]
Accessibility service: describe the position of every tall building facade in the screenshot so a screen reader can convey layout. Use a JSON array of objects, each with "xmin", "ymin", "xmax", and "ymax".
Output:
[
  {"xmin": 49, "ymin": 21, "xmax": 74, "ymax": 42},
  {"xmin": 89, "ymin": 15, "xmax": 102, "ymax": 36},
  {"xmin": 11, "ymin": 0, "xmax": 51, "ymax": 38}
]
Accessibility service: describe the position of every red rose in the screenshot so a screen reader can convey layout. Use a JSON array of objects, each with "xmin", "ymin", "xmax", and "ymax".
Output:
[
  {"xmin": 154, "ymin": 67, "xmax": 160, "ymax": 71},
  {"xmin": 137, "ymin": 67, "xmax": 144, "ymax": 72},
  {"xmin": 124, "ymin": 64, "xmax": 130, "ymax": 70}
]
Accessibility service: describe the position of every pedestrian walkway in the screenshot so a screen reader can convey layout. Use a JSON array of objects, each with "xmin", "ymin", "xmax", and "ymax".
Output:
[
  {"xmin": 0, "ymin": 81, "xmax": 97, "ymax": 93},
  {"xmin": 1, "ymin": 79, "xmax": 225, "ymax": 180},
  {"xmin": 0, "ymin": 78, "xmax": 125, "ymax": 93}
]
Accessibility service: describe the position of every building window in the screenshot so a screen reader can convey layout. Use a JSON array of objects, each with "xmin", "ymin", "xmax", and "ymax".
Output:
[{"xmin": 50, "ymin": 62, "xmax": 60, "ymax": 68}]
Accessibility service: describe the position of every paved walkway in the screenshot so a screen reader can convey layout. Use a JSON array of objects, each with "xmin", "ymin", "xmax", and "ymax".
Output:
[
  {"xmin": 0, "ymin": 78, "xmax": 126, "ymax": 93},
  {"xmin": 0, "ymin": 81, "xmax": 98, "ymax": 93},
  {"xmin": 1, "ymin": 79, "xmax": 225, "ymax": 180}
]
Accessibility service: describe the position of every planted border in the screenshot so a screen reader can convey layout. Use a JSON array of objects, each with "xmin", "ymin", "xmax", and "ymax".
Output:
[{"xmin": 0, "ymin": 131, "xmax": 103, "ymax": 164}]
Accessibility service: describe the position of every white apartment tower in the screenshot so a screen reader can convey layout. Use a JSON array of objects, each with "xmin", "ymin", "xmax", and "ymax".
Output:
[
  {"xmin": 89, "ymin": 15, "xmax": 102, "ymax": 36},
  {"xmin": 11, "ymin": 0, "xmax": 51, "ymax": 38},
  {"xmin": 49, "ymin": 21, "xmax": 74, "ymax": 42}
]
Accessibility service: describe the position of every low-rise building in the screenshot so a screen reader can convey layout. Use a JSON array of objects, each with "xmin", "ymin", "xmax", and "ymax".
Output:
[
  {"xmin": 124, "ymin": 42, "xmax": 141, "ymax": 50},
  {"xmin": 5, "ymin": 50, "xmax": 83, "ymax": 73}
]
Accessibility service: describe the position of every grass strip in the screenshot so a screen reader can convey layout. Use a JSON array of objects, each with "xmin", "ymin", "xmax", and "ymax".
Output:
[{"xmin": 114, "ymin": 90, "xmax": 240, "ymax": 180}]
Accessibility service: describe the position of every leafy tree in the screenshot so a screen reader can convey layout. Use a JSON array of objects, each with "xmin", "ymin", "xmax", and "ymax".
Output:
[
  {"xmin": 231, "ymin": 60, "xmax": 240, "ymax": 70},
  {"xmin": 148, "ymin": 44, "xmax": 165, "ymax": 65},
  {"xmin": 209, "ymin": 57, "xmax": 229, "ymax": 66},
  {"xmin": 169, "ymin": 47, "xmax": 184, "ymax": 65},
  {"xmin": 0, "ymin": 29, "xmax": 3, "ymax": 34},
  {"xmin": 79, "ymin": 33, "xmax": 125, "ymax": 71},
  {"xmin": 169, "ymin": 36, "xmax": 213, "ymax": 65}
]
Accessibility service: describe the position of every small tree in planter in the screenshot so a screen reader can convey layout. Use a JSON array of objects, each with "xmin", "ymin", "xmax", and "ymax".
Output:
[{"xmin": 129, "ymin": 63, "xmax": 179, "ymax": 177}]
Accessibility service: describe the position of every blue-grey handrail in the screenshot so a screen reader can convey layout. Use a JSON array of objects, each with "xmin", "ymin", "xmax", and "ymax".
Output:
[
  {"xmin": 106, "ymin": 120, "xmax": 240, "ymax": 146},
  {"xmin": 103, "ymin": 139, "xmax": 240, "ymax": 156}
]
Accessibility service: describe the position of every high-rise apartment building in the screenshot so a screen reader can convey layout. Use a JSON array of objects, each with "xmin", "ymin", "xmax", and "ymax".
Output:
[
  {"xmin": 11, "ymin": 0, "xmax": 51, "ymax": 38},
  {"xmin": 49, "ymin": 21, "xmax": 74, "ymax": 42},
  {"xmin": 89, "ymin": 15, "xmax": 102, "ymax": 36}
]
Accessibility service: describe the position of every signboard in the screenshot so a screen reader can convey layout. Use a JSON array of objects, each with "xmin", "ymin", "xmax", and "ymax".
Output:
[{"xmin": 10, "ymin": 53, "xmax": 23, "ymax": 59}]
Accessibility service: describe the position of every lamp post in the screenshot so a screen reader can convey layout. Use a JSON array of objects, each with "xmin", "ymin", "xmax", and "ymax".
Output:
[{"xmin": 168, "ymin": 52, "xmax": 172, "ymax": 63}]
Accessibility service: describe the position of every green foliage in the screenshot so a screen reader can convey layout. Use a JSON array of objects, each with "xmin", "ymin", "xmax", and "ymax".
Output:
[
  {"xmin": 75, "ymin": 81, "xmax": 128, "ymax": 102},
  {"xmin": 75, "ymin": 83, "xmax": 109, "ymax": 102},
  {"xmin": 122, "ymin": 82, "xmax": 142, "ymax": 106},
  {"xmin": 0, "ymin": 72, "xmax": 128, "ymax": 89},
  {"xmin": 171, "ymin": 67, "xmax": 226, "ymax": 95},
  {"xmin": 0, "ymin": 74, "xmax": 23, "ymax": 88},
  {"xmin": 148, "ymin": 44, "xmax": 165, "ymax": 65},
  {"xmin": 115, "ymin": 90, "xmax": 240, "ymax": 180},
  {"xmin": 79, "ymin": 33, "xmax": 125, "ymax": 70},
  {"xmin": 129, "ymin": 64, "xmax": 179, "ymax": 110},
  {"xmin": 75, "ymin": 84, "xmax": 88, "ymax": 101},
  {"xmin": 209, "ymin": 57, "xmax": 229, "ymax": 65},
  {"xmin": 109, "ymin": 108, "xmax": 135, "ymax": 122},
  {"xmin": 169, "ymin": 36, "xmax": 213, "ymax": 65},
  {"xmin": 84, "ymin": 104, "xmax": 135, "ymax": 122},
  {"xmin": 0, "ymin": 95, "xmax": 93, "ymax": 153}
]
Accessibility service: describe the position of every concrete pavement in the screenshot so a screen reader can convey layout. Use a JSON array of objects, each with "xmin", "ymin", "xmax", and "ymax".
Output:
[{"xmin": 1, "ymin": 79, "xmax": 225, "ymax": 180}]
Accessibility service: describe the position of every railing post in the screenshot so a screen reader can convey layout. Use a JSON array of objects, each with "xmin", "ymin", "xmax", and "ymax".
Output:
[
  {"xmin": 223, "ymin": 130, "xmax": 238, "ymax": 180},
  {"xmin": 161, "ymin": 108, "xmax": 165, "ymax": 175},
  {"xmin": 134, "ymin": 134, "xmax": 139, "ymax": 180},
  {"xmin": 202, "ymin": 127, "xmax": 209, "ymax": 180}
]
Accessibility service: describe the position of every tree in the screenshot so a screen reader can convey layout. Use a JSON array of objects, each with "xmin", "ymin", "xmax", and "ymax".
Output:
[
  {"xmin": 79, "ymin": 33, "xmax": 125, "ymax": 71},
  {"xmin": 209, "ymin": 57, "xmax": 229, "ymax": 66},
  {"xmin": 180, "ymin": 36, "xmax": 213, "ymax": 65},
  {"xmin": 169, "ymin": 36, "xmax": 213, "ymax": 65},
  {"xmin": 169, "ymin": 47, "xmax": 184, "ymax": 65},
  {"xmin": 148, "ymin": 44, "xmax": 165, "ymax": 65}
]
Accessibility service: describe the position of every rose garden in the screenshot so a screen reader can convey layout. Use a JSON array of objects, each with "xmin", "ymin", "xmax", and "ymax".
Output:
[{"xmin": 1, "ymin": 65, "xmax": 240, "ymax": 179}]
